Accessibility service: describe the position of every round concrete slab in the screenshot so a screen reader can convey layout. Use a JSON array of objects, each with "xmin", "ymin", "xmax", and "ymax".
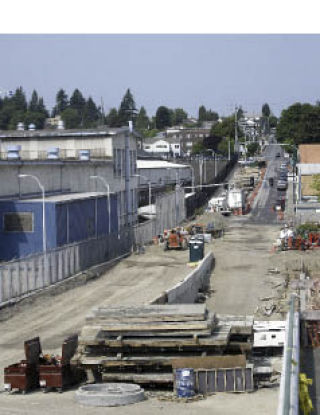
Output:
[{"xmin": 75, "ymin": 383, "xmax": 145, "ymax": 407}]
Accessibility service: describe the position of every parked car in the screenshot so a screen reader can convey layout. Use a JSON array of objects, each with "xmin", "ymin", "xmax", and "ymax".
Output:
[{"xmin": 277, "ymin": 180, "xmax": 288, "ymax": 190}]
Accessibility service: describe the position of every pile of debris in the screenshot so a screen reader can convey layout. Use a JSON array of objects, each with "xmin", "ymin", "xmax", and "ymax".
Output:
[{"xmin": 72, "ymin": 304, "xmax": 253, "ymax": 386}]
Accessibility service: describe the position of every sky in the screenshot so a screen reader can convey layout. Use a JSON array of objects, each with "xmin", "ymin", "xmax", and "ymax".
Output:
[{"xmin": 1, "ymin": 34, "xmax": 320, "ymax": 118}]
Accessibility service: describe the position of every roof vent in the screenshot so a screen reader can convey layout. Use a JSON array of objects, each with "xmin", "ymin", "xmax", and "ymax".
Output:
[
  {"xmin": 16, "ymin": 122, "xmax": 24, "ymax": 131},
  {"xmin": 28, "ymin": 123, "xmax": 36, "ymax": 131},
  {"xmin": 79, "ymin": 150, "xmax": 90, "ymax": 161},
  {"xmin": 47, "ymin": 147, "xmax": 60, "ymax": 160},
  {"xmin": 7, "ymin": 145, "xmax": 21, "ymax": 160},
  {"xmin": 57, "ymin": 120, "xmax": 64, "ymax": 130}
]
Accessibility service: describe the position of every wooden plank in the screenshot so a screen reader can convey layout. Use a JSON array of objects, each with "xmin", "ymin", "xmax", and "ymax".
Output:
[
  {"xmin": 92, "ymin": 304, "xmax": 206, "ymax": 318},
  {"xmin": 79, "ymin": 354, "xmax": 231, "ymax": 367},
  {"xmin": 78, "ymin": 332, "xmax": 230, "ymax": 348},
  {"xmin": 86, "ymin": 313, "xmax": 208, "ymax": 323},
  {"xmin": 79, "ymin": 328, "xmax": 214, "ymax": 341},
  {"xmin": 171, "ymin": 355, "xmax": 246, "ymax": 369},
  {"xmin": 81, "ymin": 315, "xmax": 215, "ymax": 332},
  {"xmin": 102, "ymin": 372, "xmax": 173, "ymax": 384}
]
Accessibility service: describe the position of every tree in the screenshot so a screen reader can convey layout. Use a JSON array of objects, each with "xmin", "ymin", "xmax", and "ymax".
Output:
[
  {"xmin": 24, "ymin": 111, "xmax": 47, "ymax": 129},
  {"xmin": 52, "ymin": 89, "xmax": 69, "ymax": 116},
  {"xmin": 118, "ymin": 88, "xmax": 136, "ymax": 126},
  {"xmin": 262, "ymin": 103, "xmax": 271, "ymax": 118},
  {"xmin": 210, "ymin": 115, "xmax": 242, "ymax": 141},
  {"xmin": 155, "ymin": 106, "xmax": 172, "ymax": 129},
  {"xmin": 61, "ymin": 108, "xmax": 81, "ymax": 129},
  {"xmin": 83, "ymin": 97, "xmax": 100, "ymax": 127},
  {"xmin": 191, "ymin": 141, "xmax": 205, "ymax": 154},
  {"xmin": 198, "ymin": 105, "xmax": 218, "ymax": 123},
  {"xmin": 276, "ymin": 103, "xmax": 320, "ymax": 144},
  {"xmin": 206, "ymin": 110, "xmax": 219, "ymax": 122},
  {"xmin": 217, "ymin": 138, "xmax": 234, "ymax": 157},
  {"xmin": 246, "ymin": 142, "xmax": 260, "ymax": 157},
  {"xmin": 12, "ymin": 87, "xmax": 27, "ymax": 112},
  {"xmin": 136, "ymin": 106, "xmax": 149, "ymax": 132},
  {"xmin": 173, "ymin": 108, "xmax": 188, "ymax": 125},
  {"xmin": 28, "ymin": 90, "xmax": 39, "ymax": 112},
  {"xmin": 70, "ymin": 88, "xmax": 86, "ymax": 111},
  {"xmin": 198, "ymin": 105, "xmax": 207, "ymax": 122},
  {"xmin": 106, "ymin": 108, "xmax": 120, "ymax": 127}
]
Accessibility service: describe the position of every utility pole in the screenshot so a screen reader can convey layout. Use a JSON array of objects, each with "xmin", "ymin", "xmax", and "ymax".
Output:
[
  {"xmin": 100, "ymin": 97, "xmax": 105, "ymax": 126},
  {"xmin": 234, "ymin": 105, "xmax": 239, "ymax": 154}
]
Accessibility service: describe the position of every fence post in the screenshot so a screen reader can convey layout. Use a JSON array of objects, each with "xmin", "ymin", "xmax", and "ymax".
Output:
[{"xmin": 0, "ymin": 269, "xmax": 3, "ymax": 304}]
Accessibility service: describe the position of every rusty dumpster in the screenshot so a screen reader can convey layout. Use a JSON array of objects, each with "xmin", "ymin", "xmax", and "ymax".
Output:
[
  {"xmin": 39, "ymin": 335, "xmax": 79, "ymax": 393},
  {"xmin": 4, "ymin": 337, "xmax": 41, "ymax": 393}
]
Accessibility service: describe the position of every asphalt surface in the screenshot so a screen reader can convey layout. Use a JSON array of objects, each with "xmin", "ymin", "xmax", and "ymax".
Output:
[{"xmin": 250, "ymin": 144, "xmax": 288, "ymax": 225}]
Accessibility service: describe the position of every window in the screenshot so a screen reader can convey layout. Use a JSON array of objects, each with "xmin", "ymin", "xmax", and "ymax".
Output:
[
  {"xmin": 175, "ymin": 144, "xmax": 180, "ymax": 149},
  {"xmin": 156, "ymin": 145, "xmax": 168, "ymax": 149},
  {"xmin": 144, "ymin": 145, "xmax": 151, "ymax": 149},
  {"xmin": 4, "ymin": 212, "xmax": 34, "ymax": 232}
]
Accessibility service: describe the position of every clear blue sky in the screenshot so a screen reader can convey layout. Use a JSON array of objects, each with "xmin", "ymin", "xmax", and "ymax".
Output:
[{"xmin": 1, "ymin": 34, "xmax": 320, "ymax": 118}]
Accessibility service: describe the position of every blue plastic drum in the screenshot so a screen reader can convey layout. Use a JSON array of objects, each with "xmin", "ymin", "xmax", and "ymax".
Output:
[{"xmin": 175, "ymin": 368, "xmax": 195, "ymax": 398}]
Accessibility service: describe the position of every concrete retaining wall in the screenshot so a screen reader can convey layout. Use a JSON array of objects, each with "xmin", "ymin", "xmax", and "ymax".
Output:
[{"xmin": 150, "ymin": 251, "xmax": 214, "ymax": 305}]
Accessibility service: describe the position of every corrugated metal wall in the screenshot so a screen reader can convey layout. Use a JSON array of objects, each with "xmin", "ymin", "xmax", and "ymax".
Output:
[{"xmin": 0, "ymin": 194, "xmax": 118, "ymax": 261}]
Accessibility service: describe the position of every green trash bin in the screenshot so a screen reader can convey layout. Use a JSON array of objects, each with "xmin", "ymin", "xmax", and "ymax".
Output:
[{"xmin": 189, "ymin": 239, "xmax": 204, "ymax": 262}]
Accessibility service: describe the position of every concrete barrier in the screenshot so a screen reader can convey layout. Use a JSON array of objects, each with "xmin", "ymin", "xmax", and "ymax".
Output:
[{"xmin": 150, "ymin": 251, "xmax": 214, "ymax": 305}]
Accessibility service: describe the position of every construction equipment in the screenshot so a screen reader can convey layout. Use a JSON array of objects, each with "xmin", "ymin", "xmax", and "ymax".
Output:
[
  {"xmin": 163, "ymin": 229, "xmax": 188, "ymax": 251},
  {"xmin": 187, "ymin": 223, "xmax": 204, "ymax": 235}
]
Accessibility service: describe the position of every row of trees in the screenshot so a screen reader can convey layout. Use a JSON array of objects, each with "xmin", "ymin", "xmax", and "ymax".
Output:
[
  {"xmin": 0, "ymin": 87, "xmax": 103, "ymax": 130},
  {"xmin": 0, "ymin": 86, "xmax": 221, "ymax": 133},
  {"xmin": 0, "ymin": 87, "xmax": 49, "ymax": 130}
]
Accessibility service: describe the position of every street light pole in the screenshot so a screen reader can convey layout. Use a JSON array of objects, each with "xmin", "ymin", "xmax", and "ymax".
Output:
[
  {"xmin": 189, "ymin": 165, "xmax": 195, "ymax": 193},
  {"xmin": 90, "ymin": 176, "xmax": 111, "ymax": 234},
  {"xmin": 18, "ymin": 174, "xmax": 46, "ymax": 254}
]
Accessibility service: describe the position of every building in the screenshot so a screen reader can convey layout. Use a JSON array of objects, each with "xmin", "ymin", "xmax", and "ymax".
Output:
[
  {"xmin": 142, "ymin": 127, "xmax": 212, "ymax": 157},
  {"xmin": 0, "ymin": 127, "xmax": 139, "ymax": 228},
  {"xmin": 296, "ymin": 144, "xmax": 320, "ymax": 222},
  {"xmin": 0, "ymin": 192, "xmax": 118, "ymax": 261},
  {"xmin": 297, "ymin": 144, "xmax": 320, "ymax": 200}
]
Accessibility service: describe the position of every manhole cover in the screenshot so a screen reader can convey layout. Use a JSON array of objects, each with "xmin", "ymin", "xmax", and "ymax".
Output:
[{"xmin": 75, "ymin": 383, "xmax": 145, "ymax": 407}]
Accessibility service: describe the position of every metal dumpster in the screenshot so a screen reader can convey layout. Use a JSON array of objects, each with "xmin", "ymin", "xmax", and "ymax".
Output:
[
  {"xmin": 4, "ymin": 337, "xmax": 41, "ymax": 393},
  {"xmin": 39, "ymin": 335, "xmax": 79, "ymax": 393},
  {"xmin": 189, "ymin": 238, "xmax": 204, "ymax": 262}
]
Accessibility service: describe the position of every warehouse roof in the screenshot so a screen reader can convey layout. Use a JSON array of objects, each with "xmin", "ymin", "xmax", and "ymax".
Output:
[
  {"xmin": 0, "ymin": 127, "xmax": 141, "ymax": 140},
  {"xmin": 137, "ymin": 160, "xmax": 190, "ymax": 169},
  {"xmin": 297, "ymin": 163, "xmax": 320, "ymax": 175},
  {"xmin": 17, "ymin": 192, "xmax": 113, "ymax": 203},
  {"xmin": 299, "ymin": 144, "xmax": 320, "ymax": 163}
]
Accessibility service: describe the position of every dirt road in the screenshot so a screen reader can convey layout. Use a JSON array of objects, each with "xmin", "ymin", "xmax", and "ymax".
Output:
[{"xmin": 0, "ymin": 245, "xmax": 191, "ymax": 382}]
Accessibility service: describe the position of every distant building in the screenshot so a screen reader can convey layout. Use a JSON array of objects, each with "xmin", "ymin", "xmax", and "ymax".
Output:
[{"xmin": 297, "ymin": 144, "xmax": 320, "ymax": 200}]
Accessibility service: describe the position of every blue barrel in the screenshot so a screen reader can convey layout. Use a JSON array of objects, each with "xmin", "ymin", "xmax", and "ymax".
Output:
[{"xmin": 175, "ymin": 368, "xmax": 195, "ymax": 397}]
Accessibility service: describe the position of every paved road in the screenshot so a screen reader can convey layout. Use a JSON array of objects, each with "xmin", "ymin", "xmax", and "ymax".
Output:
[{"xmin": 250, "ymin": 144, "xmax": 287, "ymax": 225}]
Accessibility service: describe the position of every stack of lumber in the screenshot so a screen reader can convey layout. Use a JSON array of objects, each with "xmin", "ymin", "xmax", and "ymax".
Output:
[{"xmin": 72, "ymin": 304, "xmax": 238, "ymax": 384}]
